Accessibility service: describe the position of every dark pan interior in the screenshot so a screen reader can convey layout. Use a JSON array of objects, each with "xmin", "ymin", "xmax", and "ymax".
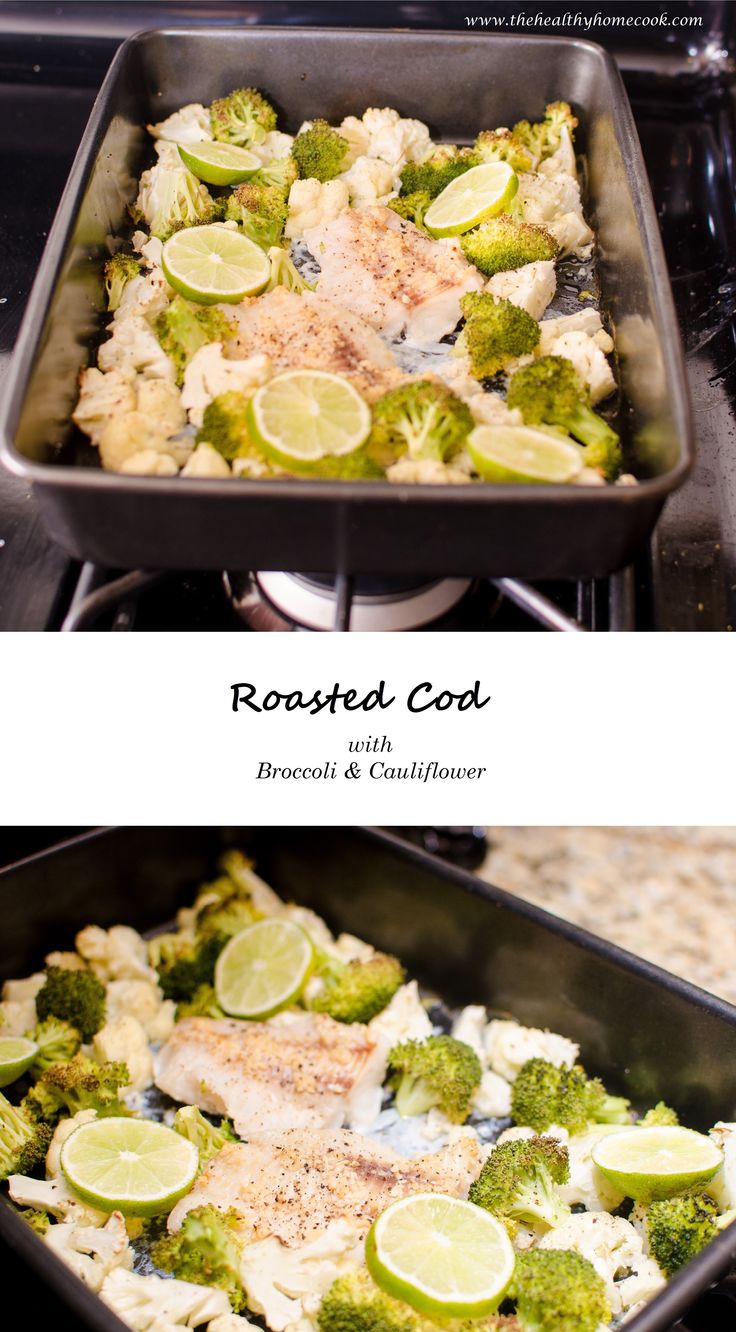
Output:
[
  {"xmin": 0, "ymin": 29, "xmax": 692, "ymax": 578},
  {"xmin": 1, "ymin": 826, "xmax": 736, "ymax": 1332}
]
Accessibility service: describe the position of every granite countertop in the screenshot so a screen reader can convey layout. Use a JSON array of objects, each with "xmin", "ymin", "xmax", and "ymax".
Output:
[{"xmin": 480, "ymin": 827, "xmax": 736, "ymax": 1007}]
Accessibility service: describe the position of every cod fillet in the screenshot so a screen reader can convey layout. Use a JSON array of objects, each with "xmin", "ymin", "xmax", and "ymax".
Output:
[
  {"xmin": 167, "ymin": 1127, "xmax": 482, "ymax": 1243},
  {"xmin": 153, "ymin": 1013, "xmax": 384, "ymax": 1136},
  {"xmin": 302, "ymin": 207, "xmax": 483, "ymax": 345},
  {"xmin": 222, "ymin": 287, "xmax": 405, "ymax": 402}
]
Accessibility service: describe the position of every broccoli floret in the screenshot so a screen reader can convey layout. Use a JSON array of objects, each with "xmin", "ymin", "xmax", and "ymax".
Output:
[
  {"xmin": 151, "ymin": 932, "xmax": 227, "ymax": 1002},
  {"xmin": 511, "ymin": 1058, "xmax": 631, "ymax": 1135},
  {"xmin": 400, "ymin": 146, "xmax": 480, "ymax": 199},
  {"xmin": 512, "ymin": 1249, "xmax": 610, "ymax": 1332},
  {"xmin": 210, "ymin": 87, "xmax": 277, "ymax": 147},
  {"xmin": 35, "ymin": 967, "xmax": 105, "ymax": 1043},
  {"xmin": 22, "ymin": 1055, "xmax": 129, "ymax": 1127},
  {"xmin": 639, "ymin": 1101, "xmax": 679, "ymax": 1127},
  {"xmin": 456, "ymin": 294, "xmax": 539, "ymax": 380},
  {"xmin": 319, "ymin": 1269, "xmax": 517, "ymax": 1332},
  {"xmin": 387, "ymin": 1034, "xmax": 482, "ymax": 1123},
  {"xmin": 309, "ymin": 952, "xmax": 405, "ymax": 1024},
  {"xmin": 474, "ymin": 130, "xmax": 533, "ymax": 174},
  {"xmin": 18, "ymin": 1206, "xmax": 51, "ymax": 1236},
  {"xmin": 469, "ymin": 1135, "xmax": 571, "ymax": 1233},
  {"xmin": 195, "ymin": 891, "xmax": 260, "ymax": 941},
  {"xmin": 257, "ymin": 156, "xmax": 299, "ymax": 193},
  {"xmin": 153, "ymin": 1204, "xmax": 247, "ymax": 1311},
  {"xmin": 647, "ymin": 1194, "xmax": 719, "ymax": 1276},
  {"xmin": 175, "ymin": 985, "xmax": 225, "ymax": 1022},
  {"xmin": 292, "ymin": 120, "xmax": 349, "ymax": 183},
  {"xmin": 369, "ymin": 380, "xmax": 474, "ymax": 466},
  {"xmin": 386, "ymin": 191, "xmax": 432, "ymax": 233},
  {"xmin": 0, "ymin": 1090, "xmax": 52, "ymax": 1180},
  {"xmin": 154, "ymin": 296, "xmax": 235, "ymax": 384},
  {"xmin": 196, "ymin": 390, "xmax": 254, "ymax": 462},
  {"xmin": 225, "ymin": 180, "xmax": 289, "ymax": 250},
  {"xmin": 104, "ymin": 253, "xmax": 142, "ymax": 311},
  {"xmin": 173, "ymin": 1105, "xmax": 238, "ymax": 1170},
  {"xmin": 265, "ymin": 246, "xmax": 316, "ymax": 294},
  {"xmin": 26, "ymin": 1017, "xmax": 81, "ymax": 1075},
  {"xmin": 506, "ymin": 356, "xmax": 621, "ymax": 477},
  {"xmin": 460, "ymin": 215, "xmax": 558, "ymax": 276},
  {"xmin": 512, "ymin": 102, "xmax": 578, "ymax": 164}
]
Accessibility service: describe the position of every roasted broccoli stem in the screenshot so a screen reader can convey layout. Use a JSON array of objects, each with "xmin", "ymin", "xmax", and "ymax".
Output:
[
  {"xmin": 369, "ymin": 380, "xmax": 474, "ymax": 466},
  {"xmin": 456, "ymin": 293, "xmax": 540, "ymax": 379},
  {"xmin": 460, "ymin": 215, "xmax": 558, "ymax": 276},
  {"xmin": 152, "ymin": 1204, "xmax": 247, "ymax": 1312},
  {"xmin": 154, "ymin": 296, "xmax": 235, "ymax": 384},
  {"xmin": 257, "ymin": 156, "xmax": 299, "ymax": 193},
  {"xmin": 469, "ymin": 1134, "xmax": 571, "ymax": 1233},
  {"xmin": 0, "ymin": 1090, "xmax": 52, "ymax": 1181},
  {"xmin": 387, "ymin": 1034, "xmax": 482, "ymax": 1123},
  {"xmin": 511, "ymin": 1057, "xmax": 631, "ymax": 1135},
  {"xmin": 386, "ymin": 191, "xmax": 432, "ymax": 233},
  {"xmin": 647, "ymin": 1194, "xmax": 720, "ymax": 1276},
  {"xmin": 150, "ymin": 931, "xmax": 227, "ymax": 1002},
  {"xmin": 265, "ymin": 246, "xmax": 316, "ymax": 294},
  {"xmin": 26, "ymin": 1017, "xmax": 81, "ymax": 1075},
  {"xmin": 210, "ymin": 87, "xmax": 278, "ymax": 147},
  {"xmin": 512, "ymin": 1248, "xmax": 610, "ymax": 1332},
  {"xmin": 309, "ymin": 952, "xmax": 405, "ymax": 1023},
  {"xmin": 104, "ymin": 252, "xmax": 142, "ymax": 311},
  {"xmin": 512, "ymin": 101, "xmax": 579, "ymax": 163},
  {"xmin": 172, "ymin": 1105, "xmax": 238, "ymax": 1170},
  {"xmin": 292, "ymin": 120, "xmax": 349, "ymax": 183},
  {"xmin": 35, "ymin": 967, "xmax": 105, "ymax": 1043},
  {"xmin": 400, "ymin": 146, "xmax": 480, "ymax": 199},
  {"xmin": 225, "ymin": 179, "xmax": 290, "ymax": 250},
  {"xmin": 474, "ymin": 130, "xmax": 533, "ymax": 173},
  {"xmin": 22, "ymin": 1055, "xmax": 129, "ymax": 1127},
  {"xmin": 506, "ymin": 356, "xmax": 621, "ymax": 478}
]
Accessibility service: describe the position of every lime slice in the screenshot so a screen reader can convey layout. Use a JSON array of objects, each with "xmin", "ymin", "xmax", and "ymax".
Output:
[
  {"xmin": 424, "ymin": 163, "xmax": 518, "ymax": 238},
  {"xmin": 365, "ymin": 1193, "xmax": 515, "ymax": 1319},
  {"xmin": 161, "ymin": 225, "xmax": 270, "ymax": 304},
  {"xmin": 177, "ymin": 142, "xmax": 260, "ymax": 185},
  {"xmin": 468, "ymin": 423, "xmax": 582, "ymax": 483},
  {"xmin": 215, "ymin": 918, "xmax": 313, "ymax": 1019},
  {"xmin": 0, "ymin": 1036, "xmax": 38, "ymax": 1087},
  {"xmin": 60, "ymin": 1116, "xmax": 198, "ymax": 1217},
  {"xmin": 246, "ymin": 370, "xmax": 371, "ymax": 474},
  {"xmin": 592, "ymin": 1126, "xmax": 723, "ymax": 1202}
]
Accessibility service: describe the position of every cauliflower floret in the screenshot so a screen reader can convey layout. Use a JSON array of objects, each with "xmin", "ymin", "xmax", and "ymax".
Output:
[
  {"xmin": 181, "ymin": 344, "xmax": 272, "ymax": 427},
  {"xmin": 538, "ymin": 125, "xmax": 577, "ymax": 179},
  {"xmin": 516, "ymin": 171, "xmax": 593, "ymax": 257},
  {"xmin": 73, "ymin": 367, "xmax": 138, "ymax": 445},
  {"xmin": 485, "ymin": 259, "xmax": 557, "ymax": 321},
  {"xmin": 473, "ymin": 1070, "xmax": 513, "ymax": 1118},
  {"xmin": 575, "ymin": 467, "xmax": 607, "ymax": 487},
  {"xmin": 284, "ymin": 178, "xmax": 350, "ymax": 239},
  {"xmin": 616, "ymin": 1258, "xmax": 666, "ymax": 1314},
  {"xmin": 105, "ymin": 979, "xmax": 176, "ymax": 1045},
  {"xmin": 432, "ymin": 354, "xmax": 484, "ymax": 403},
  {"xmin": 76, "ymin": 925, "xmax": 157, "ymax": 984},
  {"xmin": 538, "ymin": 311, "xmax": 615, "ymax": 403},
  {"xmin": 134, "ymin": 147, "xmax": 215, "ymax": 241},
  {"xmin": 147, "ymin": 104, "xmax": 212, "ymax": 144},
  {"xmin": 114, "ymin": 269, "xmax": 172, "ymax": 324},
  {"xmin": 132, "ymin": 232, "xmax": 165, "ymax": 271},
  {"xmin": 46, "ymin": 1110, "xmax": 98, "ymax": 1178},
  {"xmin": 369, "ymin": 980, "xmax": 433, "ymax": 1049},
  {"xmin": 709, "ymin": 1122, "xmax": 736, "ymax": 1211},
  {"xmin": 181, "ymin": 442, "xmax": 232, "ymax": 478},
  {"xmin": 97, "ymin": 404, "xmax": 187, "ymax": 471},
  {"xmin": 484, "ymin": 1019, "xmax": 579, "ymax": 1083},
  {"xmin": 469, "ymin": 392, "xmax": 524, "ymax": 429},
  {"xmin": 338, "ymin": 156, "xmax": 394, "ymax": 208},
  {"xmin": 118, "ymin": 448, "xmax": 180, "ymax": 476},
  {"xmin": 45, "ymin": 1211, "xmax": 133, "ymax": 1292},
  {"xmin": 100, "ymin": 1268, "xmax": 232, "ymax": 1331},
  {"xmin": 97, "ymin": 315, "xmax": 176, "ymax": 383},
  {"xmin": 8, "ymin": 1173, "xmax": 108, "ymax": 1227},
  {"xmin": 337, "ymin": 116, "xmax": 372, "ymax": 168},
  {"xmin": 249, "ymin": 130, "xmax": 295, "ymax": 165},
  {"xmin": 0, "ymin": 976, "xmax": 44, "ymax": 1036},
  {"xmin": 451, "ymin": 1005, "xmax": 488, "ymax": 1058},
  {"xmin": 360, "ymin": 107, "xmax": 432, "ymax": 171},
  {"xmin": 208, "ymin": 1318, "xmax": 261, "ymax": 1332},
  {"xmin": 538, "ymin": 1213, "xmax": 648, "ymax": 1316},
  {"xmin": 558, "ymin": 1125, "xmax": 627, "ymax": 1212},
  {"xmin": 385, "ymin": 458, "xmax": 471, "ymax": 485},
  {"xmin": 3, "ymin": 973, "xmax": 45, "ymax": 1003},
  {"xmin": 45, "ymin": 950, "xmax": 86, "ymax": 970},
  {"xmin": 331, "ymin": 933, "xmax": 377, "ymax": 965},
  {"xmin": 92, "ymin": 1016, "xmax": 154, "ymax": 1093},
  {"xmin": 240, "ymin": 1221, "xmax": 363, "ymax": 1332}
]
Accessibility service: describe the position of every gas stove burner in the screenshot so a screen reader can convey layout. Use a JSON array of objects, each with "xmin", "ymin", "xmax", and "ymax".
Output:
[{"xmin": 223, "ymin": 571, "xmax": 484, "ymax": 632}]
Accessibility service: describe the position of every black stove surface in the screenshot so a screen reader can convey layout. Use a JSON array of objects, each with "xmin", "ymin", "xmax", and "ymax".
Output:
[{"xmin": 1, "ymin": 2, "xmax": 735, "ymax": 632}]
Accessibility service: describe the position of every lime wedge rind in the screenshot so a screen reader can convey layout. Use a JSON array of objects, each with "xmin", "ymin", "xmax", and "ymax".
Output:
[
  {"xmin": 425, "ymin": 163, "xmax": 519, "ymax": 239},
  {"xmin": 592, "ymin": 1126, "xmax": 723, "ymax": 1202},
  {"xmin": 177, "ymin": 141, "xmax": 261, "ymax": 185},
  {"xmin": 0, "ymin": 1036, "xmax": 38, "ymax": 1087},
  {"xmin": 468, "ymin": 424, "xmax": 582, "ymax": 484},
  {"xmin": 215, "ymin": 918, "xmax": 314, "ymax": 1019},
  {"xmin": 60, "ymin": 1116, "xmax": 199, "ymax": 1217},
  {"xmin": 161, "ymin": 224, "xmax": 271, "ymax": 304}
]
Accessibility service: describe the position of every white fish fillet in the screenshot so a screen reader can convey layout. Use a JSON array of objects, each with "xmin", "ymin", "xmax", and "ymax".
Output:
[
  {"xmin": 153, "ymin": 1014, "xmax": 383, "ymax": 1136},
  {"xmin": 167, "ymin": 1127, "xmax": 482, "ymax": 1244},
  {"xmin": 221, "ymin": 287, "xmax": 405, "ymax": 402},
  {"xmin": 302, "ymin": 207, "xmax": 483, "ymax": 346}
]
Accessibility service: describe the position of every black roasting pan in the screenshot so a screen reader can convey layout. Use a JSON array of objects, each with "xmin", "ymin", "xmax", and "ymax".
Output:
[
  {"xmin": 0, "ymin": 28, "xmax": 693, "ymax": 580},
  {"xmin": 1, "ymin": 826, "xmax": 735, "ymax": 1331}
]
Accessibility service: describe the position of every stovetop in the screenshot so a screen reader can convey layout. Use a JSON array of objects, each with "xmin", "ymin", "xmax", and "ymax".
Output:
[{"xmin": 0, "ymin": 2, "xmax": 735, "ymax": 632}]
